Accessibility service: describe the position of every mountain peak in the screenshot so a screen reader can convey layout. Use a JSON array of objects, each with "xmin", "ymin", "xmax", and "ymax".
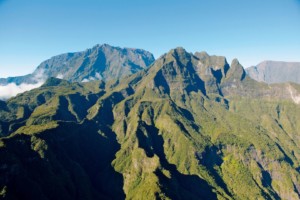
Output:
[
  {"xmin": 93, "ymin": 43, "xmax": 113, "ymax": 49},
  {"xmin": 0, "ymin": 44, "xmax": 155, "ymax": 87},
  {"xmin": 246, "ymin": 60, "xmax": 300, "ymax": 84},
  {"xmin": 226, "ymin": 58, "xmax": 246, "ymax": 81},
  {"xmin": 166, "ymin": 47, "xmax": 189, "ymax": 57},
  {"xmin": 171, "ymin": 46, "xmax": 186, "ymax": 52},
  {"xmin": 194, "ymin": 51, "xmax": 209, "ymax": 60},
  {"xmin": 2, "ymin": 46, "xmax": 300, "ymax": 200},
  {"xmin": 163, "ymin": 47, "xmax": 192, "ymax": 65},
  {"xmin": 231, "ymin": 58, "xmax": 240, "ymax": 66}
]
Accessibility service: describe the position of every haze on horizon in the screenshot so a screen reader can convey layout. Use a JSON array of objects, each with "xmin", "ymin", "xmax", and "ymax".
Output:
[{"xmin": 0, "ymin": 0, "xmax": 300, "ymax": 78}]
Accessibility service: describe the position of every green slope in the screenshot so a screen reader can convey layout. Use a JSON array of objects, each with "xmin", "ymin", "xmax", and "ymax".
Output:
[{"xmin": 1, "ymin": 48, "xmax": 300, "ymax": 199}]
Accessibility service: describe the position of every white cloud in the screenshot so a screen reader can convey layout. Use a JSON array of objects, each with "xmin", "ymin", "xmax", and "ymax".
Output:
[
  {"xmin": 56, "ymin": 73, "xmax": 64, "ymax": 79},
  {"xmin": 81, "ymin": 73, "xmax": 102, "ymax": 83},
  {"xmin": 0, "ymin": 82, "xmax": 43, "ymax": 100},
  {"xmin": 0, "ymin": 68, "xmax": 49, "ymax": 100},
  {"xmin": 32, "ymin": 69, "xmax": 46, "ymax": 82},
  {"xmin": 81, "ymin": 79, "xmax": 89, "ymax": 83},
  {"xmin": 0, "ymin": 68, "xmax": 47, "ymax": 100},
  {"xmin": 81, "ymin": 76, "xmax": 95, "ymax": 83},
  {"xmin": 95, "ymin": 72, "xmax": 102, "ymax": 80}
]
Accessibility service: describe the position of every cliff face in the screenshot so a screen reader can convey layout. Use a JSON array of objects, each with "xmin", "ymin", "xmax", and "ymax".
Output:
[
  {"xmin": 246, "ymin": 61, "xmax": 300, "ymax": 84},
  {"xmin": 0, "ymin": 44, "xmax": 155, "ymax": 85},
  {"xmin": 1, "ymin": 48, "xmax": 300, "ymax": 200}
]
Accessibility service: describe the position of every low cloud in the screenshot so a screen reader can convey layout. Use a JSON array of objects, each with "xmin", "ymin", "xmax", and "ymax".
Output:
[
  {"xmin": 56, "ymin": 73, "xmax": 64, "ymax": 79},
  {"xmin": 81, "ymin": 73, "xmax": 103, "ymax": 83},
  {"xmin": 0, "ymin": 68, "xmax": 47, "ymax": 100},
  {"xmin": 95, "ymin": 72, "xmax": 102, "ymax": 80},
  {"xmin": 0, "ymin": 82, "xmax": 44, "ymax": 100},
  {"xmin": 32, "ymin": 68, "xmax": 46, "ymax": 82}
]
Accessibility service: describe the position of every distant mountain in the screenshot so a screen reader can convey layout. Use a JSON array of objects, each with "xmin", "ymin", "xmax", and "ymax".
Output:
[
  {"xmin": 0, "ymin": 44, "xmax": 155, "ymax": 85},
  {"xmin": 246, "ymin": 61, "xmax": 300, "ymax": 84},
  {"xmin": 1, "ymin": 47, "xmax": 300, "ymax": 199}
]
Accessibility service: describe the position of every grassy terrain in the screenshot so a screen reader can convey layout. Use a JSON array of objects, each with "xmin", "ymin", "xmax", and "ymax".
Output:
[{"xmin": 0, "ymin": 48, "xmax": 300, "ymax": 199}]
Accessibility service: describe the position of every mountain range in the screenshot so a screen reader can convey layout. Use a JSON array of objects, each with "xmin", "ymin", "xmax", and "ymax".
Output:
[
  {"xmin": 0, "ymin": 46, "xmax": 300, "ymax": 199},
  {"xmin": 246, "ymin": 61, "xmax": 300, "ymax": 84},
  {"xmin": 1, "ymin": 44, "xmax": 299, "ymax": 101},
  {"xmin": 0, "ymin": 44, "xmax": 155, "ymax": 85}
]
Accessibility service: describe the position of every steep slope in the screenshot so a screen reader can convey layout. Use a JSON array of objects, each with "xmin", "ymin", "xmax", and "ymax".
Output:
[
  {"xmin": 0, "ymin": 44, "xmax": 155, "ymax": 85},
  {"xmin": 246, "ymin": 61, "xmax": 300, "ymax": 84},
  {"xmin": 1, "ymin": 48, "xmax": 300, "ymax": 199},
  {"xmin": 0, "ymin": 77, "xmax": 105, "ymax": 137}
]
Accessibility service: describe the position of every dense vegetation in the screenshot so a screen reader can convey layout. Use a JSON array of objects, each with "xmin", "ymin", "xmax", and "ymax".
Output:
[{"xmin": 1, "ymin": 47, "xmax": 300, "ymax": 199}]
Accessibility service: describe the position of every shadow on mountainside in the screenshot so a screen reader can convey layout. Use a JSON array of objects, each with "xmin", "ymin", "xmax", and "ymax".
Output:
[
  {"xmin": 0, "ymin": 121, "xmax": 125, "ymax": 200},
  {"xmin": 137, "ymin": 121, "xmax": 217, "ymax": 199},
  {"xmin": 197, "ymin": 146, "xmax": 231, "ymax": 197}
]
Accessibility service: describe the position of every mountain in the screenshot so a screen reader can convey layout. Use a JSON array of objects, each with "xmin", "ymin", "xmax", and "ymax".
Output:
[
  {"xmin": 1, "ymin": 48, "xmax": 300, "ymax": 199},
  {"xmin": 0, "ymin": 44, "xmax": 155, "ymax": 85},
  {"xmin": 246, "ymin": 61, "xmax": 300, "ymax": 84}
]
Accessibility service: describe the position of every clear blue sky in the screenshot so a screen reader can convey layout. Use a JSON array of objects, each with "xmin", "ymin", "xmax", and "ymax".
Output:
[{"xmin": 0, "ymin": 0, "xmax": 300, "ymax": 78}]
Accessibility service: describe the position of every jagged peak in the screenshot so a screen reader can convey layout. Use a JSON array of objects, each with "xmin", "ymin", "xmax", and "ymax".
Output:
[
  {"xmin": 167, "ymin": 47, "xmax": 189, "ymax": 56},
  {"xmin": 194, "ymin": 51, "xmax": 209, "ymax": 60},
  {"xmin": 142, "ymin": 47, "xmax": 207, "ymax": 97},
  {"xmin": 90, "ymin": 43, "xmax": 117, "ymax": 53},
  {"xmin": 194, "ymin": 51, "xmax": 228, "ymax": 66},
  {"xmin": 93, "ymin": 43, "xmax": 113, "ymax": 49},
  {"xmin": 231, "ymin": 58, "xmax": 246, "ymax": 72},
  {"xmin": 149, "ymin": 47, "xmax": 192, "ymax": 72},
  {"xmin": 231, "ymin": 58, "xmax": 241, "ymax": 66},
  {"xmin": 226, "ymin": 58, "xmax": 246, "ymax": 81},
  {"xmin": 162, "ymin": 47, "xmax": 192, "ymax": 64},
  {"xmin": 171, "ymin": 46, "xmax": 186, "ymax": 52}
]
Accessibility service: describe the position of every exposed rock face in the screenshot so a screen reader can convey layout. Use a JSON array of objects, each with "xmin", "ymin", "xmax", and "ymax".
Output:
[
  {"xmin": 246, "ymin": 61, "xmax": 300, "ymax": 84},
  {"xmin": 0, "ymin": 44, "xmax": 155, "ymax": 85},
  {"xmin": 1, "ymin": 47, "xmax": 300, "ymax": 199}
]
